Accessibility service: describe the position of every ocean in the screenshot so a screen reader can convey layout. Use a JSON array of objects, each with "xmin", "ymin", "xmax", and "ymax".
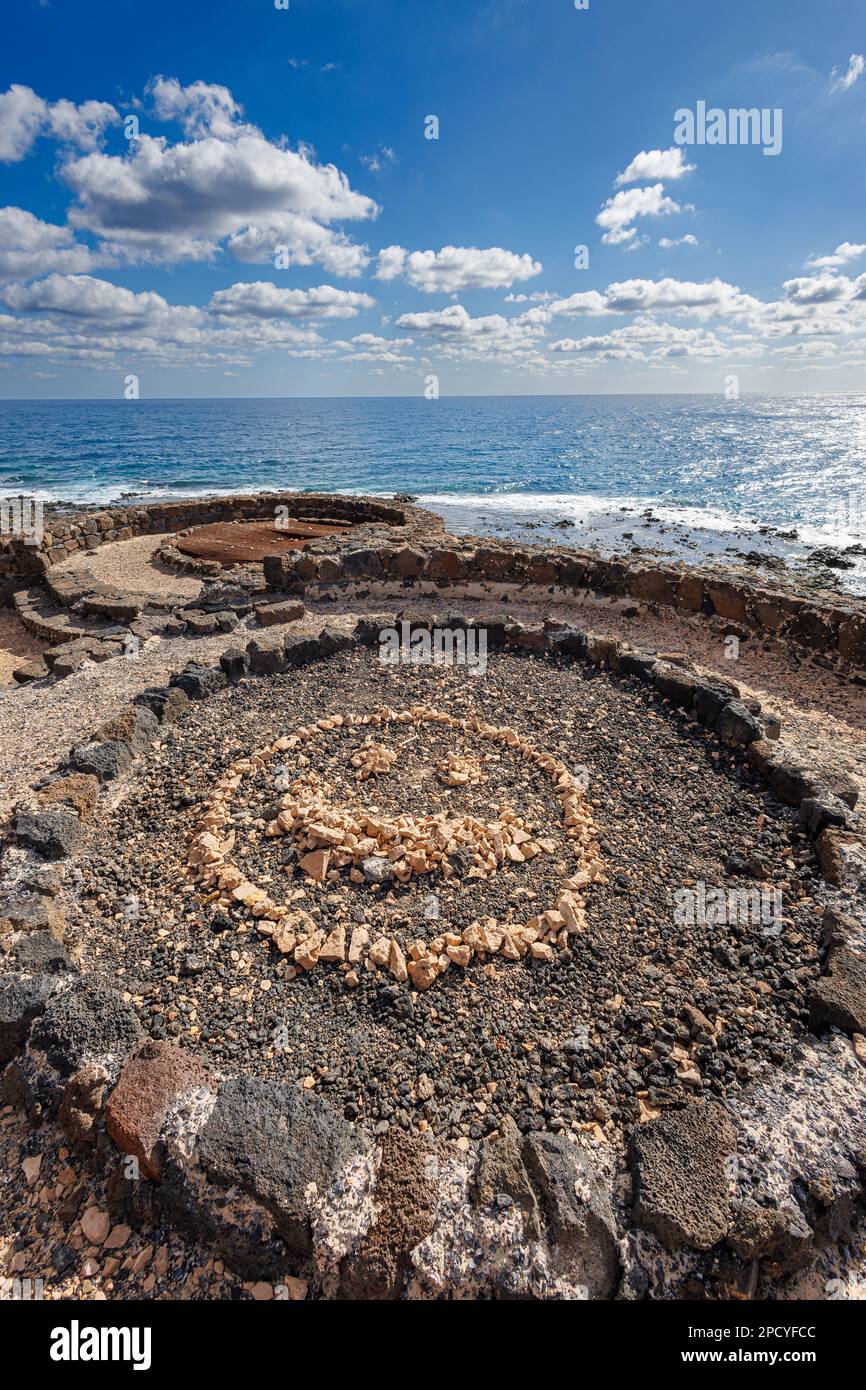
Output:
[{"xmin": 1, "ymin": 393, "xmax": 865, "ymax": 592}]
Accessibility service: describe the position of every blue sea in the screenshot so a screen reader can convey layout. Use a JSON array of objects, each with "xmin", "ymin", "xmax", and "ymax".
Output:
[{"xmin": 1, "ymin": 393, "xmax": 865, "ymax": 590}]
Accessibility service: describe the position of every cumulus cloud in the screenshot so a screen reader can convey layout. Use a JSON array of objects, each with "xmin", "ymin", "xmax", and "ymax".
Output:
[
  {"xmin": 596, "ymin": 184, "xmax": 682, "ymax": 245},
  {"xmin": 375, "ymin": 244, "xmax": 541, "ymax": 293},
  {"xmin": 806, "ymin": 241, "xmax": 866, "ymax": 270},
  {"xmin": 0, "ymin": 84, "xmax": 119, "ymax": 162},
  {"xmin": 208, "ymin": 281, "xmax": 374, "ymax": 320},
  {"xmin": 63, "ymin": 120, "xmax": 378, "ymax": 267},
  {"xmin": 615, "ymin": 148, "xmax": 695, "ymax": 185},
  {"xmin": 148, "ymin": 76, "xmax": 250, "ymax": 139},
  {"xmin": 3, "ymin": 273, "xmax": 178, "ymax": 325},
  {"xmin": 0, "ymin": 208, "xmax": 97, "ymax": 282},
  {"xmin": 551, "ymin": 277, "xmax": 759, "ymax": 319},
  {"xmin": 393, "ymin": 302, "xmax": 547, "ymax": 363},
  {"xmin": 659, "ymin": 234, "xmax": 698, "ymax": 249},
  {"xmin": 226, "ymin": 214, "xmax": 369, "ymax": 276},
  {"xmin": 831, "ymin": 54, "xmax": 865, "ymax": 92}
]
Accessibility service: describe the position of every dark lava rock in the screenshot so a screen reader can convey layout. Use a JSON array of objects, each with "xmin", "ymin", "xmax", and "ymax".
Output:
[
  {"xmin": 629, "ymin": 1101, "xmax": 737, "ymax": 1250},
  {"xmin": 618, "ymin": 650, "xmax": 657, "ymax": 680},
  {"xmin": 317, "ymin": 628, "xmax": 355, "ymax": 658},
  {"xmin": 546, "ymin": 627, "xmax": 588, "ymax": 659},
  {"xmin": 471, "ymin": 1114, "xmax": 541, "ymax": 1238},
  {"xmin": 29, "ymin": 980, "xmax": 142, "ymax": 1079},
  {"xmin": 726, "ymin": 1198, "xmax": 813, "ymax": 1270},
  {"xmin": 197, "ymin": 1076, "xmax": 362, "ymax": 1258},
  {"xmin": 70, "ymin": 740, "xmax": 133, "ymax": 784},
  {"xmin": 693, "ymin": 681, "xmax": 737, "ymax": 729},
  {"xmin": 184, "ymin": 610, "xmax": 220, "ymax": 636},
  {"xmin": 808, "ymin": 949, "xmax": 866, "ymax": 1035},
  {"xmin": 170, "ymin": 664, "xmax": 227, "ymax": 700},
  {"xmin": 134, "ymin": 685, "xmax": 189, "ymax": 724},
  {"xmin": 653, "ymin": 665, "xmax": 697, "ymax": 710},
  {"xmin": 0, "ymin": 975, "xmax": 60, "ymax": 1065},
  {"xmin": 523, "ymin": 1131, "xmax": 620, "ymax": 1297},
  {"xmin": 246, "ymin": 636, "xmax": 286, "ymax": 675},
  {"xmin": 6, "ymin": 931, "xmax": 76, "ymax": 976},
  {"xmin": 14, "ymin": 809, "xmax": 83, "ymax": 861},
  {"xmin": 798, "ymin": 794, "xmax": 852, "ymax": 838},
  {"xmin": 340, "ymin": 1128, "xmax": 437, "ymax": 1299},
  {"xmin": 0, "ymin": 892, "xmax": 59, "ymax": 934},
  {"xmin": 219, "ymin": 647, "xmax": 250, "ymax": 683},
  {"xmin": 715, "ymin": 701, "xmax": 762, "ymax": 749}
]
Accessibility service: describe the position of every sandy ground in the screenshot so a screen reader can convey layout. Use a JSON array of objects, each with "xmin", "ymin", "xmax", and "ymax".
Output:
[
  {"xmin": 52, "ymin": 534, "xmax": 204, "ymax": 602},
  {"xmin": 0, "ymin": 611, "xmax": 46, "ymax": 685}
]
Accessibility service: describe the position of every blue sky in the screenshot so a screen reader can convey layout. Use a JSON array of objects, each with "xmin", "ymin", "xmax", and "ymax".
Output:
[{"xmin": 1, "ymin": 0, "xmax": 865, "ymax": 397}]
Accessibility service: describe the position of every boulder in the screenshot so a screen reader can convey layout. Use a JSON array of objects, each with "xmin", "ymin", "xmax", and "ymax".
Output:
[
  {"xmin": 197, "ymin": 1077, "xmax": 361, "ymax": 1258},
  {"xmin": 629, "ymin": 1101, "xmax": 737, "ymax": 1250},
  {"xmin": 809, "ymin": 950, "xmax": 866, "ymax": 1035},
  {"xmin": 14, "ymin": 809, "xmax": 84, "ymax": 861}
]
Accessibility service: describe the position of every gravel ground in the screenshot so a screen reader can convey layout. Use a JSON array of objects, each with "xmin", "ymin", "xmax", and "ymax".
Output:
[
  {"xmin": 68, "ymin": 647, "xmax": 824, "ymax": 1144},
  {"xmin": 0, "ymin": 1103, "xmax": 297, "ymax": 1300}
]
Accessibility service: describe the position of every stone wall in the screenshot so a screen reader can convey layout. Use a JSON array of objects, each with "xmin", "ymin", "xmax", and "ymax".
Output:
[
  {"xmin": 264, "ymin": 539, "xmax": 866, "ymax": 676},
  {"xmin": 0, "ymin": 493, "xmax": 435, "ymax": 603}
]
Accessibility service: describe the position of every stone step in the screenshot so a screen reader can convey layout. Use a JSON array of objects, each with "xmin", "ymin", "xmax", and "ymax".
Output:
[{"xmin": 14, "ymin": 587, "xmax": 129, "ymax": 646}]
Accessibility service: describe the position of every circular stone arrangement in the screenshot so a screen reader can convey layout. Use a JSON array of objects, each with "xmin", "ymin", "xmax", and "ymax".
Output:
[
  {"xmin": 186, "ymin": 705, "xmax": 603, "ymax": 991},
  {"xmin": 3, "ymin": 609, "xmax": 864, "ymax": 1300},
  {"xmin": 66, "ymin": 640, "xmax": 844, "ymax": 1143}
]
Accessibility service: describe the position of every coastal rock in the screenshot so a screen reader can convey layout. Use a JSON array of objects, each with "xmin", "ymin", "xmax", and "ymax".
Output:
[
  {"xmin": 0, "ymin": 974, "xmax": 60, "ymax": 1066},
  {"xmin": 523, "ymin": 1132, "xmax": 621, "ymax": 1297},
  {"xmin": 715, "ymin": 700, "xmax": 763, "ymax": 749},
  {"xmin": 170, "ymin": 664, "xmax": 227, "ymax": 700},
  {"xmin": 70, "ymin": 739, "xmax": 133, "ymax": 784},
  {"xmin": 134, "ymin": 685, "xmax": 189, "ymax": 724},
  {"xmin": 106, "ymin": 1039, "xmax": 214, "ymax": 1179},
  {"xmin": 254, "ymin": 600, "xmax": 305, "ymax": 627},
  {"xmin": 29, "ymin": 980, "xmax": 142, "ymax": 1081}
]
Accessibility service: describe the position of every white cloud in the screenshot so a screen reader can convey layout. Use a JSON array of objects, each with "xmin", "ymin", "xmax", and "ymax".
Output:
[
  {"xmin": 226, "ymin": 214, "xmax": 369, "ymax": 276},
  {"xmin": 615, "ymin": 147, "xmax": 695, "ymax": 186},
  {"xmin": 394, "ymin": 302, "xmax": 547, "ymax": 362},
  {"xmin": 3, "ymin": 273, "xmax": 179, "ymax": 325},
  {"xmin": 0, "ymin": 84, "xmax": 118, "ymax": 163},
  {"xmin": 360, "ymin": 146, "xmax": 397, "ymax": 173},
  {"xmin": 659, "ymin": 234, "xmax": 698, "ymax": 249},
  {"xmin": 375, "ymin": 244, "xmax": 541, "ymax": 292},
  {"xmin": 552, "ymin": 277, "xmax": 759, "ymax": 320},
  {"xmin": 831, "ymin": 54, "xmax": 865, "ymax": 92},
  {"xmin": 208, "ymin": 281, "xmax": 374, "ymax": 320},
  {"xmin": 63, "ymin": 120, "xmax": 378, "ymax": 267},
  {"xmin": 596, "ymin": 184, "xmax": 682, "ymax": 245},
  {"xmin": 806, "ymin": 241, "xmax": 866, "ymax": 270},
  {"xmin": 0, "ymin": 208, "xmax": 97, "ymax": 281},
  {"xmin": 148, "ymin": 76, "xmax": 250, "ymax": 140}
]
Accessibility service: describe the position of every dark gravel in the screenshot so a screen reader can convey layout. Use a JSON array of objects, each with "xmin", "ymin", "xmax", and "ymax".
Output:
[{"xmin": 70, "ymin": 647, "xmax": 824, "ymax": 1143}]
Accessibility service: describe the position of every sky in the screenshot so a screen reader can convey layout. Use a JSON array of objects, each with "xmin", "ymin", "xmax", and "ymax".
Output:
[{"xmin": 1, "ymin": 0, "xmax": 865, "ymax": 398}]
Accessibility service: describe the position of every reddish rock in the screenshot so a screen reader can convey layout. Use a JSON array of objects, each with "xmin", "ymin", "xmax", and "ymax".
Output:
[
  {"xmin": 707, "ymin": 581, "xmax": 749, "ymax": 623},
  {"xmin": 675, "ymin": 574, "xmax": 705, "ymax": 612},
  {"xmin": 39, "ymin": 773, "xmax": 100, "ymax": 821},
  {"xmin": 628, "ymin": 567, "xmax": 677, "ymax": 606},
  {"xmin": 106, "ymin": 1040, "xmax": 213, "ymax": 1178}
]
